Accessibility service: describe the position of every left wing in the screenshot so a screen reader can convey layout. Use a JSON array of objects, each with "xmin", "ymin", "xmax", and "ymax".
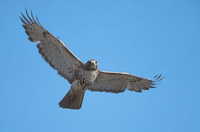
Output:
[
  {"xmin": 88, "ymin": 71, "xmax": 164, "ymax": 93},
  {"xmin": 20, "ymin": 10, "xmax": 84, "ymax": 84}
]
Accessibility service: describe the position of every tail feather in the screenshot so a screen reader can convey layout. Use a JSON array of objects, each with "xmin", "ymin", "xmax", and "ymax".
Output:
[{"xmin": 59, "ymin": 89, "xmax": 85, "ymax": 109}]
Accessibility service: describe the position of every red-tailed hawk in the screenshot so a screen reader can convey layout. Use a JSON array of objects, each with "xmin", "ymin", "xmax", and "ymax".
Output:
[{"xmin": 20, "ymin": 10, "xmax": 164, "ymax": 109}]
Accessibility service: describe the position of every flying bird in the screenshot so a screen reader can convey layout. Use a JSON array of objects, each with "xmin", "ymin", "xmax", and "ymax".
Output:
[{"xmin": 20, "ymin": 10, "xmax": 164, "ymax": 109}]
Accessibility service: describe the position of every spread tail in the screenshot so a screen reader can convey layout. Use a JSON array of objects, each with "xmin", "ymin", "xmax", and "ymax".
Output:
[{"xmin": 59, "ymin": 89, "xmax": 85, "ymax": 109}]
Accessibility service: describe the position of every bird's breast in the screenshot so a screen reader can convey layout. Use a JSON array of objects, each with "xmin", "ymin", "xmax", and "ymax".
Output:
[{"xmin": 77, "ymin": 69, "xmax": 99, "ymax": 87}]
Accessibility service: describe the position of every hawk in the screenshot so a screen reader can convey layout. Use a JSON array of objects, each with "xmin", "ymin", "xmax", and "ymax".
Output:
[{"xmin": 20, "ymin": 10, "xmax": 164, "ymax": 109}]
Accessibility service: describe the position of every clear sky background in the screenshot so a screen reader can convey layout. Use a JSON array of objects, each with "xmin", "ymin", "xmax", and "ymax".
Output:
[{"xmin": 1, "ymin": 0, "xmax": 199, "ymax": 132}]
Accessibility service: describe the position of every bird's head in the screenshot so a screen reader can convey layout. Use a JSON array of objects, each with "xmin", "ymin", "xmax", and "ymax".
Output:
[{"xmin": 84, "ymin": 59, "xmax": 98, "ymax": 71}]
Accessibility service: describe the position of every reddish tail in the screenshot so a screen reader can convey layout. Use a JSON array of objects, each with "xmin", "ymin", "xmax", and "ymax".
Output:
[{"xmin": 59, "ymin": 89, "xmax": 85, "ymax": 109}]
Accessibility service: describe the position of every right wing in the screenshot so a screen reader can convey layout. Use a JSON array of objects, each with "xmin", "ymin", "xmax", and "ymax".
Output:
[
  {"xmin": 20, "ymin": 10, "xmax": 84, "ymax": 84},
  {"xmin": 89, "ymin": 71, "xmax": 164, "ymax": 93}
]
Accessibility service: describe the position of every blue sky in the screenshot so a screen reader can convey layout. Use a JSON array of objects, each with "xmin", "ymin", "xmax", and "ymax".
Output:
[{"xmin": 1, "ymin": 0, "xmax": 200, "ymax": 132}]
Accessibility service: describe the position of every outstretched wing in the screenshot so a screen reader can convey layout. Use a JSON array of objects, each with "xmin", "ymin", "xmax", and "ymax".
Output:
[
  {"xmin": 20, "ymin": 10, "xmax": 84, "ymax": 84},
  {"xmin": 89, "ymin": 71, "xmax": 164, "ymax": 93}
]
